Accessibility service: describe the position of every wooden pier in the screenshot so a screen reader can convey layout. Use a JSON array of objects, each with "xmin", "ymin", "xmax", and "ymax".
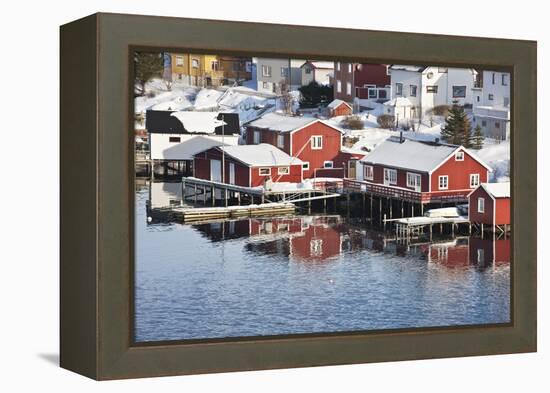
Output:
[
  {"xmin": 167, "ymin": 203, "xmax": 296, "ymax": 223},
  {"xmin": 389, "ymin": 215, "xmax": 470, "ymax": 242}
]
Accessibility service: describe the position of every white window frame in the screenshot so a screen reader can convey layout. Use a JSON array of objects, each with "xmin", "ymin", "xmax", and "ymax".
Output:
[
  {"xmin": 281, "ymin": 67, "xmax": 288, "ymax": 77},
  {"xmin": 262, "ymin": 65, "xmax": 272, "ymax": 77},
  {"xmin": 336, "ymin": 80, "xmax": 342, "ymax": 93},
  {"xmin": 346, "ymin": 82, "xmax": 352, "ymax": 95},
  {"xmin": 253, "ymin": 130, "xmax": 260, "ymax": 144},
  {"xmin": 278, "ymin": 166, "xmax": 290, "ymax": 175},
  {"xmin": 311, "ymin": 135, "xmax": 323, "ymax": 150},
  {"xmin": 455, "ymin": 151, "xmax": 464, "ymax": 161},
  {"xmin": 277, "ymin": 134, "xmax": 285, "ymax": 149},
  {"xmin": 364, "ymin": 165, "xmax": 374, "ymax": 181},
  {"xmin": 323, "ymin": 161, "xmax": 334, "ymax": 169},
  {"xmin": 259, "ymin": 167, "xmax": 271, "ymax": 176},
  {"xmin": 175, "ymin": 55, "xmax": 184, "ymax": 66},
  {"xmin": 406, "ymin": 172, "xmax": 421, "ymax": 191},
  {"xmin": 191, "ymin": 58, "xmax": 199, "ymax": 68},
  {"xmin": 426, "ymin": 85, "xmax": 438, "ymax": 93},
  {"xmin": 395, "ymin": 83, "xmax": 403, "ymax": 96},
  {"xmin": 336, "ymin": 62, "xmax": 341, "ymax": 71},
  {"xmin": 383, "ymin": 168, "xmax": 397, "ymax": 185},
  {"xmin": 348, "ymin": 63, "xmax": 352, "ymax": 73},
  {"xmin": 410, "ymin": 84, "xmax": 417, "ymax": 97},
  {"xmin": 478, "ymin": 197, "xmax": 485, "ymax": 213},
  {"xmin": 302, "ymin": 162, "xmax": 310, "ymax": 170},
  {"xmin": 470, "ymin": 173, "xmax": 480, "ymax": 188},
  {"xmin": 438, "ymin": 175, "xmax": 449, "ymax": 190},
  {"xmin": 452, "ymin": 85, "xmax": 467, "ymax": 98}
]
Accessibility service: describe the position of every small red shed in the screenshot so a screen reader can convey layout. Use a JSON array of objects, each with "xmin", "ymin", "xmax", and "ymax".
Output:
[
  {"xmin": 193, "ymin": 143, "xmax": 303, "ymax": 188},
  {"xmin": 327, "ymin": 99, "xmax": 353, "ymax": 117},
  {"xmin": 245, "ymin": 112, "xmax": 349, "ymax": 179},
  {"xmin": 468, "ymin": 182, "xmax": 510, "ymax": 230}
]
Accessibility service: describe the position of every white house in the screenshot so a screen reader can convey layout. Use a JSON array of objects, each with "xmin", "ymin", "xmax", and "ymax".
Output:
[
  {"xmin": 255, "ymin": 58, "xmax": 305, "ymax": 94},
  {"xmin": 386, "ymin": 65, "xmax": 477, "ymax": 120},
  {"xmin": 471, "ymin": 70, "xmax": 511, "ymax": 140},
  {"xmin": 301, "ymin": 61, "xmax": 334, "ymax": 86},
  {"xmin": 146, "ymin": 110, "xmax": 241, "ymax": 175}
]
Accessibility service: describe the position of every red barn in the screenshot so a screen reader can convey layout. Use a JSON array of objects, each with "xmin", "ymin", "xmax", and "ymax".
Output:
[
  {"xmin": 327, "ymin": 99, "xmax": 353, "ymax": 117},
  {"xmin": 245, "ymin": 112, "xmax": 353, "ymax": 179},
  {"xmin": 193, "ymin": 143, "xmax": 303, "ymax": 187},
  {"xmin": 468, "ymin": 182, "xmax": 510, "ymax": 230},
  {"xmin": 359, "ymin": 137, "xmax": 492, "ymax": 204}
]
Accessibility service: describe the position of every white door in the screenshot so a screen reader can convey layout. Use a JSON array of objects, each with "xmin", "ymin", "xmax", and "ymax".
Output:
[
  {"xmin": 229, "ymin": 162, "xmax": 235, "ymax": 185},
  {"xmin": 211, "ymin": 159, "xmax": 222, "ymax": 182}
]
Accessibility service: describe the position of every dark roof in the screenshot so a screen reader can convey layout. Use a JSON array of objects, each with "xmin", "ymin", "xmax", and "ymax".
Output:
[{"xmin": 145, "ymin": 110, "xmax": 240, "ymax": 135}]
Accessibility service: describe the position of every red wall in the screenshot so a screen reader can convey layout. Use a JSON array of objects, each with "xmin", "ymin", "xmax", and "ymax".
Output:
[
  {"xmin": 431, "ymin": 149, "xmax": 488, "ymax": 192},
  {"xmin": 194, "ymin": 148, "xmax": 250, "ymax": 187},
  {"xmin": 250, "ymin": 163, "xmax": 302, "ymax": 187},
  {"xmin": 468, "ymin": 186, "xmax": 494, "ymax": 225},
  {"xmin": 495, "ymin": 198, "xmax": 511, "ymax": 225},
  {"xmin": 354, "ymin": 64, "xmax": 391, "ymax": 88},
  {"xmin": 245, "ymin": 127, "xmax": 291, "ymax": 154},
  {"xmin": 469, "ymin": 238, "xmax": 510, "ymax": 266},
  {"xmin": 331, "ymin": 103, "xmax": 352, "ymax": 117},
  {"xmin": 290, "ymin": 219, "xmax": 342, "ymax": 262},
  {"xmin": 369, "ymin": 165, "xmax": 430, "ymax": 192}
]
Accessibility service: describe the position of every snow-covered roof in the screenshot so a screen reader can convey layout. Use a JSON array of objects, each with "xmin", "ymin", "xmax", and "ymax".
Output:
[
  {"xmin": 481, "ymin": 182, "xmax": 510, "ymax": 198},
  {"xmin": 218, "ymin": 144, "xmax": 304, "ymax": 167},
  {"xmin": 170, "ymin": 112, "xmax": 227, "ymax": 134},
  {"xmin": 384, "ymin": 97, "xmax": 414, "ymax": 107},
  {"xmin": 389, "ymin": 64, "xmax": 427, "ymax": 72},
  {"xmin": 327, "ymin": 99, "xmax": 352, "ymax": 109},
  {"xmin": 304, "ymin": 61, "xmax": 334, "ymax": 69},
  {"xmin": 158, "ymin": 135, "xmax": 235, "ymax": 160},
  {"xmin": 247, "ymin": 112, "xmax": 317, "ymax": 132},
  {"xmin": 360, "ymin": 138, "xmax": 459, "ymax": 173}
]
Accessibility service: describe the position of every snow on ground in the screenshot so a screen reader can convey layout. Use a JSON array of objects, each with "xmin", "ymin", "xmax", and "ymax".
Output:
[
  {"xmin": 476, "ymin": 139, "xmax": 510, "ymax": 182},
  {"xmin": 193, "ymin": 88, "xmax": 224, "ymax": 110}
]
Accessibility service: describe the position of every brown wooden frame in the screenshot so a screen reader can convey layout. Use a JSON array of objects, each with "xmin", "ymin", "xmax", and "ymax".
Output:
[{"xmin": 60, "ymin": 12, "xmax": 537, "ymax": 380}]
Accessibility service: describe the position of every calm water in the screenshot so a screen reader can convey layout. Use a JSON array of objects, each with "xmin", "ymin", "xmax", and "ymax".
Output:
[{"xmin": 134, "ymin": 182, "xmax": 510, "ymax": 342}]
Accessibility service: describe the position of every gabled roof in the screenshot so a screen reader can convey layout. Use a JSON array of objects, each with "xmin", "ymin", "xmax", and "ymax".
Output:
[
  {"xmin": 302, "ymin": 61, "xmax": 334, "ymax": 69},
  {"xmin": 360, "ymin": 137, "xmax": 491, "ymax": 173},
  {"xmin": 246, "ymin": 112, "xmax": 344, "ymax": 135},
  {"xmin": 389, "ymin": 64, "xmax": 427, "ymax": 72},
  {"xmin": 146, "ymin": 110, "xmax": 240, "ymax": 135},
  {"xmin": 214, "ymin": 144, "xmax": 304, "ymax": 167},
  {"xmin": 327, "ymin": 99, "xmax": 352, "ymax": 110},
  {"xmin": 480, "ymin": 182, "xmax": 510, "ymax": 198}
]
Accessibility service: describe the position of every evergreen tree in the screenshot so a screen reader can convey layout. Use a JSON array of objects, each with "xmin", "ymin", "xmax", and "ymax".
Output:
[
  {"xmin": 440, "ymin": 103, "xmax": 473, "ymax": 147},
  {"xmin": 134, "ymin": 52, "xmax": 163, "ymax": 96},
  {"xmin": 471, "ymin": 124, "xmax": 485, "ymax": 150}
]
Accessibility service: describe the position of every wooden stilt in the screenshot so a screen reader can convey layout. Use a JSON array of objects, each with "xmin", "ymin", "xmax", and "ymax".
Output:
[{"xmin": 211, "ymin": 186, "xmax": 215, "ymax": 207}]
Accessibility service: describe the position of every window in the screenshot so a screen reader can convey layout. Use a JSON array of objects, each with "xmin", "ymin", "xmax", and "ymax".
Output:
[
  {"xmin": 438, "ymin": 175, "xmax": 448, "ymax": 190},
  {"xmin": 477, "ymin": 95, "xmax": 481, "ymax": 102},
  {"xmin": 324, "ymin": 161, "xmax": 334, "ymax": 169},
  {"xmin": 336, "ymin": 62, "xmax": 340, "ymax": 71},
  {"xmin": 211, "ymin": 60, "xmax": 219, "ymax": 71},
  {"xmin": 310, "ymin": 239, "xmax": 323, "ymax": 256},
  {"xmin": 175, "ymin": 56, "xmax": 184, "ymax": 66},
  {"xmin": 502, "ymin": 73, "xmax": 508, "ymax": 86},
  {"xmin": 495, "ymin": 122, "xmax": 500, "ymax": 129},
  {"xmin": 277, "ymin": 134, "xmax": 285, "ymax": 149},
  {"xmin": 336, "ymin": 80, "xmax": 342, "ymax": 93},
  {"xmin": 346, "ymin": 82, "xmax": 352, "ymax": 95},
  {"xmin": 262, "ymin": 81, "xmax": 269, "ymax": 89},
  {"xmin": 364, "ymin": 165, "xmax": 374, "ymax": 180},
  {"xmin": 410, "ymin": 85, "xmax": 417, "ymax": 97},
  {"xmin": 169, "ymin": 136, "xmax": 181, "ymax": 143},
  {"xmin": 406, "ymin": 172, "xmax": 421, "ymax": 190},
  {"xmin": 253, "ymin": 130, "xmax": 260, "ymax": 144},
  {"xmin": 470, "ymin": 174, "xmax": 480, "ymax": 188},
  {"xmin": 278, "ymin": 166, "xmax": 290, "ymax": 175},
  {"xmin": 281, "ymin": 67, "xmax": 289, "ymax": 77},
  {"xmin": 426, "ymin": 85, "xmax": 438, "ymax": 93},
  {"xmin": 304, "ymin": 67, "xmax": 311, "ymax": 74},
  {"xmin": 262, "ymin": 65, "xmax": 272, "ymax": 77},
  {"xmin": 455, "ymin": 151, "xmax": 464, "ymax": 161},
  {"xmin": 504, "ymin": 97, "xmax": 510, "ymax": 107},
  {"xmin": 368, "ymin": 88, "xmax": 377, "ymax": 99},
  {"xmin": 191, "ymin": 58, "xmax": 199, "ymax": 68},
  {"xmin": 348, "ymin": 63, "xmax": 352, "ymax": 73},
  {"xmin": 383, "ymin": 168, "xmax": 397, "ymax": 185},
  {"xmin": 488, "ymin": 93, "xmax": 494, "ymax": 100},
  {"xmin": 481, "ymin": 120, "xmax": 487, "ymax": 127},
  {"xmin": 302, "ymin": 162, "xmax": 310, "ymax": 170},
  {"xmin": 478, "ymin": 197, "xmax": 485, "ymax": 213},
  {"xmin": 452, "ymin": 86, "xmax": 466, "ymax": 98},
  {"xmin": 259, "ymin": 168, "xmax": 271, "ymax": 176},
  {"xmin": 395, "ymin": 83, "xmax": 403, "ymax": 96},
  {"xmin": 492, "ymin": 72, "xmax": 496, "ymax": 84},
  {"xmin": 311, "ymin": 135, "xmax": 323, "ymax": 149}
]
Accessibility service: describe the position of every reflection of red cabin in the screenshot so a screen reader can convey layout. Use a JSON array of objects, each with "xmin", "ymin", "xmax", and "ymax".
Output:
[
  {"xmin": 193, "ymin": 143, "xmax": 303, "ymax": 187},
  {"xmin": 246, "ymin": 112, "xmax": 356, "ymax": 178},
  {"xmin": 359, "ymin": 138, "xmax": 491, "ymax": 204},
  {"xmin": 468, "ymin": 183, "xmax": 510, "ymax": 227},
  {"xmin": 290, "ymin": 217, "xmax": 343, "ymax": 262},
  {"xmin": 469, "ymin": 238, "xmax": 510, "ymax": 267},
  {"xmin": 327, "ymin": 99, "xmax": 352, "ymax": 117},
  {"xmin": 424, "ymin": 240, "xmax": 470, "ymax": 267},
  {"xmin": 422, "ymin": 238, "xmax": 510, "ymax": 268}
]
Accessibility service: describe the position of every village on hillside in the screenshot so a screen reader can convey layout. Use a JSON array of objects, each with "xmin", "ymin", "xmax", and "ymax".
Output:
[{"xmin": 134, "ymin": 52, "xmax": 511, "ymax": 237}]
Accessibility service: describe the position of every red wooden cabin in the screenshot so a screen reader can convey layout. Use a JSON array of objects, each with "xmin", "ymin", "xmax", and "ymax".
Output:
[
  {"xmin": 327, "ymin": 99, "xmax": 353, "ymax": 117},
  {"xmin": 468, "ymin": 182, "xmax": 510, "ymax": 229},
  {"xmin": 193, "ymin": 143, "xmax": 303, "ymax": 187},
  {"xmin": 357, "ymin": 137, "xmax": 492, "ymax": 204},
  {"xmin": 245, "ymin": 112, "xmax": 357, "ymax": 179}
]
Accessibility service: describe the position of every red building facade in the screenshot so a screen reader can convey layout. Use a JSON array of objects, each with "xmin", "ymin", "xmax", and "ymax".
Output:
[
  {"xmin": 333, "ymin": 63, "xmax": 391, "ymax": 102},
  {"xmin": 468, "ymin": 183, "xmax": 510, "ymax": 227}
]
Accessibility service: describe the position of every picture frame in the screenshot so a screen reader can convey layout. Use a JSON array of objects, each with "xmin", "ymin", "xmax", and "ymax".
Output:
[{"xmin": 60, "ymin": 12, "xmax": 537, "ymax": 380}]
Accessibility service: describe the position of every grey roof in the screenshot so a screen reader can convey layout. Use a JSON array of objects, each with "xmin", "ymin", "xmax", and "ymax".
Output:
[
  {"xmin": 481, "ymin": 182, "xmax": 510, "ymax": 198},
  {"xmin": 218, "ymin": 144, "xmax": 303, "ymax": 167},
  {"xmin": 360, "ymin": 138, "xmax": 459, "ymax": 173},
  {"xmin": 246, "ymin": 112, "xmax": 317, "ymax": 132}
]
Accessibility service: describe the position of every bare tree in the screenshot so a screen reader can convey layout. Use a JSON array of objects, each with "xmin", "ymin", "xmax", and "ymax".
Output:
[{"xmin": 279, "ymin": 81, "xmax": 295, "ymax": 115}]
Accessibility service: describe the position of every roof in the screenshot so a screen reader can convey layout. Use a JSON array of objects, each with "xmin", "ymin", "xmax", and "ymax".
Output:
[
  {"xmin": 480, "ymin": 182, "xmax": 510, "ymax": 198},
  {"xmin": 246, "ymin": 112, "xmax": 317, "ymax": 132},
  {"xmin": 327, "ymin": 99, "xmax": 352, "ymax": 110},
  {"xmin": 303, "ymin": 61, "xmax": 334, "ymax": 69},
  {"xmin": 389, "ymin": 64, "xmax": 427, "ymax": 72},
  {"xmin": 216, "ymin": 144, "xmax": 304, "ymax": 167},
  {"xmin": 360, "ymin": 138, "xmax": 460, "ymax": 173},
  {"xmin": 157, "ymin": 135, "xmax": 235, "ymax": 161},
  {"xmin": 384, "ymin": 97, "xmax": 414, "ymax": 107},
  {"xmin": 146, "ymin": 110, "xmax": 240, "ymax": 135}
]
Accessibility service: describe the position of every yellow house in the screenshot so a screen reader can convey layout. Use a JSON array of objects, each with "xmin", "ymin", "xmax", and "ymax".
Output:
[{"xmin": 170, "ymin": 53, "xmax": 225, "ymax": 86}]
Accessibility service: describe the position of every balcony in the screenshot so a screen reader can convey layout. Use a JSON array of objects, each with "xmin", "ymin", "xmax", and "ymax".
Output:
[{"xmin": 473, "ymin": 105, "xmax": 510, "ymax": 121}]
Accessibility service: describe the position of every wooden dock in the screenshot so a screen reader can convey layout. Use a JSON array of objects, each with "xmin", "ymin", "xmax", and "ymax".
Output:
[
  {"xmin": 388, "ymin": 215, "xmax": 471, "ymax": 242},
  {"xmin": 168, "ymin": 202, "xmax": 296, "ymax": 223}
]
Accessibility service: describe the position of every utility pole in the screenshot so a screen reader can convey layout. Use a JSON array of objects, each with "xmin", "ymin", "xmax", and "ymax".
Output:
[{"xmin": 221, "ymin": 114, "xmax": 225, "ymax": 184}]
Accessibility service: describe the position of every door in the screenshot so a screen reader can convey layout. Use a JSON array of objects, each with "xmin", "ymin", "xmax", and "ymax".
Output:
[
  {"xmin": 229, "ymin": 162, "xmax": 235, "ymax": 185},
  {"xmin": 348, "ymin": 160, "xmax": 356, "ymax": 179},
  {"xmin": 210, "ymin": 159, "xmax": 222, "ymax": 182}
]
